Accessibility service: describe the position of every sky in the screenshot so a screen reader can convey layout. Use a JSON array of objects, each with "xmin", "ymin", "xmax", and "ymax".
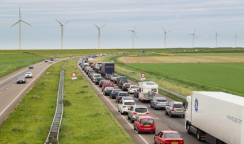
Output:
[{"xmin": 0, "ymin": 0, "xmax": 244, "ymax": 50}]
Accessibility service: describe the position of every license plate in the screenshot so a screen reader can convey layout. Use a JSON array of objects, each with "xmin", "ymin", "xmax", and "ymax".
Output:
[
  {"xmin": 172, "ymin": 142, "xmax": 178, "ymax": 144},
  {"xmin": 127, "ymin": 88, "xmax": 128, "ymax": 89},
  {"xmin": 149, "ymin": 99, "xmax": 151, "ymax": 100},
  {"xmin": 28, "ymin": 76, "xmax": 29, "ymax": 77},
  {"xmin": 178, "ymin": 109, "xmax": 182, "ymax": 111},
  {"xmin": 128, "ymin": 106, "xmax": 131, "ymax": 109},
  {"xmin": 139, "ymin": 115, "xmax": 143, "ymax": 116},
  {"xmin": 144, "ymin": 125, "xmax": 150, "ymax": 126},
  {"xmin": 161, "ymin": 105, "xmax": 165, "ymax": 107}
]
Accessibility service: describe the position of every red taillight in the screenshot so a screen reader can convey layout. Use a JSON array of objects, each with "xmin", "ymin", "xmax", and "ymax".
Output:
[
  {"xmin": 179, "ymin": 140, "xmax": 184, "ymax": 144},
  {"xmin": 130, "ymin": 88, "xmax": 132, "ymax": 90},
  {"xmin": 171, "ymin": 108, "xmax": 174, "ymax": 111},
  {"xmin": 155, "ymin": 102, "xmax": 158, "ymax": 104},
  {"xmin": 133, "ymin": 112, "xmax": 137, "ymax": 115},
  {"xmin": 146, "ymin": 112, "xmax": 149, "ymax": 115},
  {"xmin": 105, "ymin": 90, "xmax": 108, "ymax": 92},
  {"xmin": 138, "ymin": 123, "xmax": 142, "ymax": 126},
  {"xmin": 112, "ymin": 93, "xmax": 115, "ymax": 94},
  {"xmin": 165, "ymin": 141, "xmax": 170, "ymax": 144},
  {"xmin": 115, "ymin": 80, "xmax": 117, "ymax": 81},
  {"xmin": 151, "ymin": 123, "xmax": 155, "ymax": 127},
  {"xmin": 122, "ymin": 106, "xmax": 126, "ymax": 108},
  {"xmin": 118, "ymin": 97, "xmax": 120, "ymax": 99},
  {"xmin": 166, "ymin": 102, "xmax": 169, "ymax": 104},
  {"xmin": 137, "ymin": 92, "xmax": 139, "ymax": 93}
]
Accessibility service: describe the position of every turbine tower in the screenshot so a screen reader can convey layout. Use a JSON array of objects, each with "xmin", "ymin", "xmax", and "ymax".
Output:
[
  {"xmin": 128, "ymin": 25, "xmax": 137, "ymax": 49},
  {"xmin": 235, "ymin": 32, "xmax": 239, "ymax": 48},
  {"xmin": 94, "ymin": 24, "xmax": 106, "ymax": 49},
  {"xmin": 11, "ymin": 7, "xmax": 31, "ymax": 50},
  {"xmin": 215, "ymin": 32, "xmax": 220, "ymax": 48},
  {"xmin": 189, "ymin": 28, "xmax": 197, "ymax": 48},
  {"xmin": 163, "ymin": 28, "xmax": 170, "ymax": 48},
  {"xmin": 56, "ymin": 19, "xmax": 69, "ymax": 49}
]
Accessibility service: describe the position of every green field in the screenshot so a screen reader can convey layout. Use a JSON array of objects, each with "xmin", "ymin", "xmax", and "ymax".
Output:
[
  {"xmin": 59, "ymin": 59, "xmax": 134, "ymax": 143},
  {"xmin": 0, "ymin": 61, "xmax": 64, "ymax": 144},
  {"xmin": 0, "ymin": 53, "xmax": 47, "ymax": 78},
  {"xmin": 127, "ymin": 63, "xmax": 244, "ymax": 96}
]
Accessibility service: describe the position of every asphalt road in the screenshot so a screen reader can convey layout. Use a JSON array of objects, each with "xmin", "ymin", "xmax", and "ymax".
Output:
[
  {"xmin": 0, "ymin": 58, "xmax": 68, "ymax": 125},
  {"xmin": 77, "ymin": 61, "xmax": 208, "ymax": 144}
]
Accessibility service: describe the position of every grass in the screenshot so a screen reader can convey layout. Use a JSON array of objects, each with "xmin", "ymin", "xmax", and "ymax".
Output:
[
  {"xmin": 0, "ymin": 60, "xmax": 65, "ymax": 143},
  {"xmin": 58, "ymin": 58, "xmax": 134, "ymax": 144},
  {"xmin": 0, "ymin": 53, "xmax": 47, "ymax": 78}
]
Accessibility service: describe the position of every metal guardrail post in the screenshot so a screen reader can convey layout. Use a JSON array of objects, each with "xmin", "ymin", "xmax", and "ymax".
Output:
[{"xmin": 45, "ymin": 60, "xmax": 69, "ymax": 144}]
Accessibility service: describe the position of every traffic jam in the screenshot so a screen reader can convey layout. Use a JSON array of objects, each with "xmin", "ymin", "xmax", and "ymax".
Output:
[{"xmin": 79, "ymin": 56, "xmax": 186, "ymax": 144}]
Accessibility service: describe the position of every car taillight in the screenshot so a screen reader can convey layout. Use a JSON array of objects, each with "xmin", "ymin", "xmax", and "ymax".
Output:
[
  {"xmin": 146, "ymin": 112, "xmax": 149, "ymax": 115},
  {"xmin": 137, "ymin": 92, "xmax": 139, "ymax": 93},
  {"xmin": 179, "ymin": 140, "xmax": 184, "ymax": 144},
  {"xmin": 138, "ymin": 123, "xmax": 142, "ymax": 126},
  {"xmin": 171, "ymin": 108, "xmax": 174, "ymax": 111},
  {"xmin": 130, "ymin": 88, "xmax": 132, "ymax": 90},
  {"xmin": 115, "ymin": 80, "xmax": 117, "ymax": 81},
  {"xmin": 133, "ymin": 112, "xmax": 137, "ymax": 115},
  {"xmin": 151, "ymin": 123, "xmax": 155, "ymax": 126},
  {"xmin": 105, "ymin": 90, "xmax": 108, "ymax": 92},
  {"xmin": 166, "ymin": 102, "xmax": 169, "ymax": 104},
  {"xmin": 112, "ymin": 93, "xmax": 115, "ymax": 94},
  {"xmin": 118, "ymin": 97, "xmax": 120, "ymax": 99},
  {"xmin": 165, "ymin": 141, "xmax": 170, "ymax": 144},
  {"xmin": 122, "ymin": 106, "xmax": 126, "ymax": 108},
  {"xmin": 155, "ymin": 102, "xmax": 158, "ymax": 104}
]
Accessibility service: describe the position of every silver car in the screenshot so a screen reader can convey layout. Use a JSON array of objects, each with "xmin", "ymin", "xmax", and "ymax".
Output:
[
  {"xmin": 127, "ymin": 105, "xmax": 149, "ymax": 123},
  {"xmin": 165, "ymin": 102, "xmax": 185, "ymax": 118},
  {"xmin": 25, "ymin": 72, "xmax": 33, "ymax": 78},
  {"xmin": 110, "ymin": 74, "xmax": 118, "ymax": 81},
  {"xmin": 118, "ymin": 100, "xmax": 136, "ymax": 115}
]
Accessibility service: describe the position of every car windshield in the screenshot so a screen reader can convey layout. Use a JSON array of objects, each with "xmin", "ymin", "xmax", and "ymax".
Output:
[
  {"xmin": 119, "ymin": 93, "xmax": 129, "ymax": 96},
  {"xmin": 112, "ymin": 75, "xmax": 118, "ymax": 77},
  {"xmin": 18, "ymin": 77, "xmax": 24, "ymax": 80},
  {"xmin": 125, "ymin": 84, "xmax": 130, "ymax": 87},
  {"xmin": 135, "ymin": 108, "xmax": 147, "ymax": 113},
  {"xmin": 156, "ymin": 99, "xmax": 167, "ymax": 102},
  {"xmin": 121, "ymin": 77, "xmax": 127, "ymax": 80},
  {"xmin": 164, "ymin": 133, "xmax": 181, "ymax": 138},
  {"xmin": 105, "ymin": 82, "xmax": 113, "ymax": 85},
  {"xmin": 124, "ymin": 102, "xmax": 135, "ymax": 105},
  {"xmin": 106, "ymin": 87, "xmax": 113, "ymax": 90},
  {"xmin": 131, "ymin": 86, "xmax": 137, "ymax": 88},
  {"xmin": 173, "ymin": 104, "xmax": 183, "ymax": 108},
  {"xmin": 97, "ymin": 78, "xmax": 103, "ymax": 80},
  {"xmin": 94, "ymin": 75, "xmax": 101, "ymax": 77},
  {"xmin": 26, "ymin": 72, "xmax": 32, "ymax": 74},
  {"xmin": 113, "ymin": 90, "xmax": 120, "ymax": 92},
  {"xmin": 140, "ymin": 119, "xmax": 154, "ymax": 124},
  {"xmin": 123, "ymin": 97, "xmax": 133, "ymax": 100}
]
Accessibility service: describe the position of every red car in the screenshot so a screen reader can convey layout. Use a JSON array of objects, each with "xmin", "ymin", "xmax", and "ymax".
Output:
[
  {"xmin": 154, "ymin": 130, "xmax": 184, "ymax": 144},
  {"xmin": 102, "ymin": 81, "xmax": 114, "ymax": 91},
  {"xmin": 134, "ymin": 116, "xmax": 155, "ymax": 134}
]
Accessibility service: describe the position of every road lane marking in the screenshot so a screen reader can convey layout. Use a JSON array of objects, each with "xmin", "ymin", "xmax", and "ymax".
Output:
[{"xmin": 79, "ymin": 66, "xmax": 149, "ymax": 144}]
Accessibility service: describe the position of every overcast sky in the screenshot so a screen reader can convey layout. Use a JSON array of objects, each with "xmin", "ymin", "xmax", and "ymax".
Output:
[{"xmin": 0, "ymin": 0, "xmax": 243, "ymax": 49}]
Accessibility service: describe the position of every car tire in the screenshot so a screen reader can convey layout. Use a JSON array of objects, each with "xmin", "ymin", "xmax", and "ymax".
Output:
[
  {"xmin": 182, "ymin": 114, "xmax": 185, "ymax": 118},
  {"xmin": 169, "ymin": 112, "xmax": 173, "ymax": 118},
  {"xmin": 128, "ymin": 115, "xmax": 130, "ymax": 120},
  {"xmin": 153, "ymin": 105, "xmax": 156, "ymax": 110},
  {"xmin": 150, "ymin": 103, "xmax": 153, "ymax": 108},
  {"xmin": 118, "ymin": 108, "xmax": 120, "ymax": 112},
  {"xmin": 120, "ymin": 111, "xmax": 123, "ymax": 115},
  {"xmin": 137, "ymin": 128, "xmax": 140, "ymax": 134},
  {"xmin": 196, "ymin": 129, "xmax": 202, "ymax": 141},
  {"xmin": 152, "ymin": 131, "xmax": 155, "ymax": 134},
  {"xmin": 131, "ymin": 118, "xmax": 134, "ymax": 123},
  {"xmin": 187, "ymin": 124, "xmax": 191, "ymax": 134},
  {"xmin": 134, "ymin": 124, "xmax": 136, "ymax": 130},
  {"xmin": 165, "ymin": 110, "xmax": 168, "ymax": 115}
]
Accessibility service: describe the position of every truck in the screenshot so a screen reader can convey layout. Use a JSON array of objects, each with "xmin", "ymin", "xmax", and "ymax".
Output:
[
  {"xmin": 94, "ymin": 61, "xmax": 103, "ymax": 73},
  {"xmin": 100, "ymin": 62, "xmax": 114, "ymax": 77},
  {"xmin": 185, "ymin": 91, "xmax": 244, "ymax": 144},
  {"xmin": 50, "ymin": 57, "xmax": 54, "ymax": 61},
  {"xmin": 137, "ymin": 81, "xmax": 158, "ymax": 102}
]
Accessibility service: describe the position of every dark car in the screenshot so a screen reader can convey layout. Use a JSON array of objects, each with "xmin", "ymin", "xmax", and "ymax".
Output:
[
  {"xmin": 86, "ymin": 69, "xmax": 92, "ymax": 75},
  {"xmin": 110, "ymin": 89, "xmax": 121, "ymax": 99},
  {"xmin": 117, "ymin": 76, "xmax": 128, "ymax": 88},
  {"xmin": 113, "ymin": 77, "xmax": 118, "ymax": 84},
  {"xmin": 17, "ymin": 76, "xmax": 26, "ymax": 84},
  {"xmin": 99, "ymin": 80, "xmax": 106, "ymax": 87},
  {"xmin": 29, "ymin": 65, "xmax": 34, "ymax": 69},
  {"xmin": 103, "ymin": 87, "xmax": 114, "ymax": 96},
  {"xmin": 45, "ymin": 59, "xmax": 48, "ymax": 62},
  {"xmin": 134, "ymin": 88, "xmax": 140, "ymax": 98},
  {"xmin": 88, "ymin": 70, "xmax": 95, "ymax": 78},
  {"xmin": 116, "ymin": 91, "xmax": 129, "ymax": 103},
  {"xmin": 94, "ymin": 77, "xmax": 103, "ymax": 85},
  {"xmin": 105, "ymin": 74, "xmax": 111, "ymax": 80},
  {"xmin": 122, "ymin": 83, "xmax": 131, "ymax": 91}
]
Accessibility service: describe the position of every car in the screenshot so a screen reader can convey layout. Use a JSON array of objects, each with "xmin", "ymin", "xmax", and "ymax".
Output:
[
  {"xmin": 102, "ymin": 81, "xmax": 114, "ymax": 91},
  {"xmin": 29, "ymin": 65, "xmax": 34, "ymax": 69},
  {"xmin": 88, "ymin": 70, "xmax": 95, "ymax": 78},
  {"xmin": 54, "ymin": 58, "xmax": 58, "ymax": 61},
  {"xmin": 17, "ymin": 76, "xmax": 26, "ymax": 84},
  {"xmin": 113, "ymin": 77, "xmax": 118, "ymax": 84},
  {"xmin": 105, "ymin": 74, "xmax": 111, "ymax": 80},
  {"xmin": 128, "ymin": 85, "xmax": 137, "ymax": 93},
  {"xmin": 134, "ymin": 116, "xmax": 155, "ymax": 134},
  {"xmin": 128, "ymin": 105, "xmax": 149, "ymax": 123},
  {"xmin": 154, "ymin": 130, "xmax": 184, "ymax": 144},
  {"xmin": 122, "ymin": 83, "xmax": 131, "ymax": 91},
  {"xmin": 103, "ymin": 87, "xmax": 114, "ymax": 96},
  {"xmin": 99, "ymin": 80, "xmax": 106, "ymax": 87},
  {"xmin": 121, "ymin": 97, "xmax": 134, "ymax": 101},
  {"xmin": 92, "ymin": 74, "xmax": 102, "ymax": 82},
  {"xmin": 86, "ymin": 68, "xmax": 92, "ymax": 75},
  {"xmin": 49, "ymin": 61, "xmax": 52, "ymax": 64},
  {"xmin": 165, "ymin": 101, "xmax": 185, "ymax": 118},
  {"xmin": 45, "ymin": 59, "xmax": 48, "ymax": 62},
  {"xmin": 134, "ymin": 88, "xmax": 140, "ymax": 98},
  {"xmin": 25, "ymin": 72, "xmax": 32, "ymax": 78},
  {"xmin": 94, "ymin": 77, "xmax": 103, "ymax": 85},
  {"xmin": 117, "ymin": 76, "xmax": 128, "ymax": 88},
  {"xmin": 116, "ymin": 91, "xmax": 129, "ymax": 103},
  {"xmin": 110, "ymin": 74, "xmax": 118, "ymax": 81},
  {"xmin": 150, "ymin": 97, "xmax": 168, "ymax": 110},
  {"xmin": 110, "ymin": 89, "xmax": 121, "ymax": 99},
  {"xmin": 118, "ymin": 100, "xmax": 136, "ymax": 115}
]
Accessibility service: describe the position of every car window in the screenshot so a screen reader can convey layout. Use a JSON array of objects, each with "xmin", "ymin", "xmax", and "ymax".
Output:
[
  {"xmin": 94, "ymin": 75, "xmax": 101, "ymax": 77},
  {"xmin": 131, "ymin": 86, "xmax": 137, "ymax": 88},
  {"xmin": 140, "ymin": 119, "xmax": 154, "ymax": 124},
  {"xmin": 173, "ymin": 104, "xmax": 183, "ymax": 108},
  {"xmin": 119, "ymin": 93, "xmax": 129, "ymax": 96},
  {"xmin": 156, "ymin": 99, "xmax": 167, "ymax": 102},
  {"xmin": 135, "ymin": 108, "xmax": 147, "ymax": 113},
  {"xmin": 105, "ymin": 82, "xmax": 113, "ymax": 85},
  {"xmin": 114, "ymin": 90, "xmax": 120, "ymax": 92},
  {"xmin": 112, "ymin": 75, "xmax": 118, "ymax": 77},
  {"xmin": 124, "ymin": 102, "xmax": 135, "ymax": 105},
  {"xmin": 26, "ymin": 72, "xmax": 32, "ymax": 74},
  {"xmin": 123, "ymin": 97, "xmax": 133, "ymax": 100},
  {"xmin": 164, "ymin": 133, "xmax": 181, "ymax": 138},
  {"xmin": 106, "ymin": 87, "xmax": 113, "ymax": 90},
  {"xmin": 125, "ymin": 84, "xmax": 130, "ymax": 87}
]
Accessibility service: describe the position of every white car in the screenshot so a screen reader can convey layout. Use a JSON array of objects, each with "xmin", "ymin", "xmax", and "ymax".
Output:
[
  {"xmin": 128, "ymin": 85, "xmax": 138, "ymax": 94},
  {"xmin": 92, "ymin": 74, "xmax": 101, "ymax": 82},
  {"xmin": 54, "ymin": 58, "xmax": 58, "ymax": 61},
  {"xmin": 49, "ymin": 61, "xmax": 53, "ymax": 64},
  {"xmin": 118, "ymin": 100, "xmax": 136, "ymax": 115},
  {"xmin": 25, "ymin": 72, "xmax": 32, "ymax": 78}
]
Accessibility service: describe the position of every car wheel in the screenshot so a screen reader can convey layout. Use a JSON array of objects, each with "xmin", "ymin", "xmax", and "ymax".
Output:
[
  {"xmin": 118, "ymin": 108, "xmax": 120, "ymax": 112},
  {"xmin": 182, "ymin": 114, "xmax": 185, "ymax": 118},
  {"xmin": 128, "ymin": 115, "xmax": 130, "ymax": 120},
  {"xmin": 152, "ymin": 131, "xmax": 155, "ymax": 134},
  {"xmin": 196, "ymin": 129, "xmax": 202, "ymax": 141},
  {"xmin": 153, "ymin": 105, "xmax": 156, "ymax": 110},
  {"xmin": 134, "ymin": 124, "xmax": 136, "ymax": 130},
  {"xmin": 187, "ymin": 124, "xmax": 191, "ymax": 134},
  {"xmin": 165, "ymin": 110, "xmax": 168, "ymax": 115},
  {"xmin": 120, "ymin": 111, "xmax": 123, "ymax": 115},
  {"xmin": 150, "ymin": 103, "xmax": 153, "ymax": 108},
  {"xmin": 169, "ymin": 112, "xmax": 173, "ymax": 118},
  {"xmin": 130, "ymin": 118, "xmax": 134, "ymax": 123},
  {"xmin": 137, "ymin": 128, "xmax": 140, "ymax": 134}
]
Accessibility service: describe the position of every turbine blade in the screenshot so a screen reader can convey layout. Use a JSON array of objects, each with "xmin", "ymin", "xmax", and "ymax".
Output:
[
  {"xmin": 134, "ymin": 32, "xmax": 137, "ymax": 38},
  {"xmin": 167, "ymin": 31, "xmax": 171, "ymax": 33},
  {"xmin": 93, "ymin": 23, "xmax": 99, "ymax": 29},
  {"xmin": 100, "ymin": 24, "xmax": 106, "ymax": 29},
  {"xmin": 56, "ymin": 19, "xmax": 62, "ymax": 25},
  {"xmin": 194, "ymin": 28, "xmax": 196, "ymax": 33},
  {"xmin": 128, "ymin": 30, "xmax": 133, "ymax": 32},
  {"xmin": 22, "ymin": 20, "xmax": 32, "ymax": 26},
  {"xmin": 11, "ymin": 21, "xmax": 19, "ymax": 27},
  {"xmin": 194, "ymin": 35, "xmax": 197, "ymax": 39},
  {"xmin": 134, "ymin": 24, "xmax": 137, "ymax": 31},
  {"xmin": 19, "ymin": 7, "xmax": 21, "ymax": 19},
  {"xmin": 162, "ymin": 28, "xmax": 165, "ymax": 31},
  {"xmin": 63, "ymin": 20, "xmax": 70, "ymax": 25}
]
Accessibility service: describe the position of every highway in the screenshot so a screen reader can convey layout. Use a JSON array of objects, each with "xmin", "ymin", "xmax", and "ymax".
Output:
[
  {"xmin": 0, "ymin": 58, "xmax": 68, "ymax": 125},
  {"xmin": 77, "ymin": 61, "xmax": 207, "ymax": 144}
]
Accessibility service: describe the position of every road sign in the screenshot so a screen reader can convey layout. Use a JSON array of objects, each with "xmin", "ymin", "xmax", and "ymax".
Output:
[
  {"xmin": 141, "ymin": 78, "xmax": 145, "ymax": 81},
  {"xmin": 54, "ymin": 54, "xmax": 57, "ymax": 57},
  {"xmin": 72, "ymin": 72, "xmax": 76, "ymax": 77},
  {"xmin": 141, "ymin": 73, "xmax": 146, "ymax": 78}
]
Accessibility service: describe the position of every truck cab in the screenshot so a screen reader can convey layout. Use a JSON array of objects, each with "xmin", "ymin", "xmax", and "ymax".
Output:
[{"xmin": 138, "ymin": 81, "xmax": 158, "ymax": 102}]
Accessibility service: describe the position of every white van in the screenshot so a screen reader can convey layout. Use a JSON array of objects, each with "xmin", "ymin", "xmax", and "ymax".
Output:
[{"xmin": 138, "ymin": 81, "xmax": 158, "ymax": 102}]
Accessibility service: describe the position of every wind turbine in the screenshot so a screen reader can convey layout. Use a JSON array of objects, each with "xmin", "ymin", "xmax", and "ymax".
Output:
[
  {"xmin": 215, "ymin": 32, "xmax": 220, "ymax": 48},
  {"xmin": 56, "ymin": 19, "xmax": 69, "ymax": 49},
  {"xmin": 189, "ymin": 28, "xmax": 197, "ymax": 48},
  {"xmin": 94, "ymin": 24, "xmax": 106, "ymax": 49},
  {"xmin": 128, "ymin": 25, "xmax": 137, "ymax": 49},
  {"xmin": 163, "ymin": 28, "xmax": 170, "ymax": 48},
  {"xmin": 235, "ymin": 32, "xmax": 239, "ymax": 48},
  {"xmin": 11, "ymin": 7, "xmax": 31, "ymax": 50}
]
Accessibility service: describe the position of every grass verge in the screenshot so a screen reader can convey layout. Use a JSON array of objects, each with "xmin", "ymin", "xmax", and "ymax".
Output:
[
  {"xmin": 0, "ymin": 61, "xmax": 64, "ymax": 144},
  {"xmin": 59, "ymin": 58, "xmax": 134, "ymax": 144}
]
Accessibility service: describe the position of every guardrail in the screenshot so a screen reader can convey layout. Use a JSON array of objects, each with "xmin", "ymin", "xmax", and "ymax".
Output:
[
  {"xmin": 115, "ymin": 70, "xmax": 186, "ymax": 100},
  {"xmin": 45, "ymin": 60, "xmax": 68, "ymax": 144}
]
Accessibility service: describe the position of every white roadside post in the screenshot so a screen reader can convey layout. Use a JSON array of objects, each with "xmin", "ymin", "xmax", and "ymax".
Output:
[
  {"xmin": 72, "ymin": 72, "xmax": 77, "ymax": 82},
  {"xmin": 141, "ymin": 73, "xmax": 146, "ymax": 81}
]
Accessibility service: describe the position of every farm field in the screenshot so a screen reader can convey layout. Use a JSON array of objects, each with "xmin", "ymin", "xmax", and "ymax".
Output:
[
  {"xmin": 127, "ymin": 62, "xmax": 244, "ymax": 96},
  {"xmin": 0, "ymin": 53, "xmax": 47, "ymax": 78}
]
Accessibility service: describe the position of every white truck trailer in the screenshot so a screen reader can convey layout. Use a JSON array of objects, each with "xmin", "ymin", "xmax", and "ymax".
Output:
[
  {"xmin": 138, "ymin": 81, "xmax": 158, "ymax": 102},
  {"xmin": 185, "ymin": 91, "xmax": 244, "ymax": 144}
]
